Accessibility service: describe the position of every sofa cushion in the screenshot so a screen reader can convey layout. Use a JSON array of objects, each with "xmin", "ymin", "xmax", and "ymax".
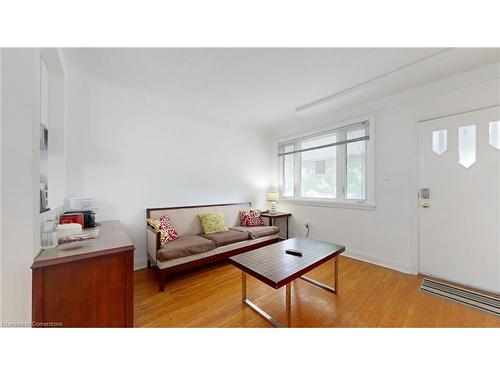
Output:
[
  {"xmin": 232, "ymin": 225, "xmax": 279, "ymax": 239},
  {"xmin": 201, "ymin": 229, "xmax": 249, "ymax": 247},
  {"xmin": 198, "ymin": 212, "xmax": 229, "ymax": 234},
  {"xmin": 157, "ymin": 234, "xmax": 216, "ymax": 262}
]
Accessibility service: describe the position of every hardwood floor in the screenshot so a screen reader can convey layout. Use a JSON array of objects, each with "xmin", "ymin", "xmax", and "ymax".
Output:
[{"xmin": 134, "ymin": 255, "xmax": 500, "ymax": 327}]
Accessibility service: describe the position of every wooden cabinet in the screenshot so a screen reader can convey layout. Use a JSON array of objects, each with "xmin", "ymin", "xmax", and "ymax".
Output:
[{"xmin": 32, "ymin": 221, "xmax": 135, "ymax": 327}]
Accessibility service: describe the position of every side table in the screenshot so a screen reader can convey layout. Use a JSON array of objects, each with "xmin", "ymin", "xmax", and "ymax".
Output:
[{"xmin": 261, "ymin": 212, "xmax": 292, "ymax": 239}]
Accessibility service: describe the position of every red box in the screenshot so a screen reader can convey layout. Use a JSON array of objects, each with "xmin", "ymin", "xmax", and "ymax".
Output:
[{"xmin": 59, "ymin": 213, "xmax": 84, "ymax": 227}]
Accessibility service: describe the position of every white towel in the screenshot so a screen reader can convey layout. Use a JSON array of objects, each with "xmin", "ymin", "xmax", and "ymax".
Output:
[{"xmin": 57, "ymin": 223, "xmax": 82, "ymax": 236}]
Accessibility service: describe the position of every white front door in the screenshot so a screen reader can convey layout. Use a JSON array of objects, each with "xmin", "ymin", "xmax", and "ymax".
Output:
[{"xmin": 418, "ymin": 105, "xmax": 500, "ymax": 293}]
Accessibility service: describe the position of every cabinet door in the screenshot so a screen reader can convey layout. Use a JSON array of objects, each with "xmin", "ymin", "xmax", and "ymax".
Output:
[{"xmin": 38, "ymin": 251, "xmax": 133, "ymax": 327}]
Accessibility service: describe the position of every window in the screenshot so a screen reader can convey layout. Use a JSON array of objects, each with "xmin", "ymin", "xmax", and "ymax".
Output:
[
  {"xmin": 283, "ymin": 144, "xmax": 295, "ymax": 197},
  {"xmin": 458, "ymin": 125, "xmax": 476, "ymax": 168},
  {"xmin": 489, "ymin": 121, "xmax": 500, "ymax": 149},
  {"xmin": 279, "ymin": 119, "xmax": 373, "ymax": 206},
  {"xmin": 432, "ymin": 129, "xmax": 447, "ymax": 155},
  {"xmin": 346, "ymin": 126, "xmax": 367, "ymax": 200},
  {"xmin": 300, "ymin": 134, "xmax": 337, "ymax": 198}
]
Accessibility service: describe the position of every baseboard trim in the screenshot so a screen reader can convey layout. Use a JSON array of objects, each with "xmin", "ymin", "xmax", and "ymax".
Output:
[{"xmin": 343, "ymin": 249, "xmax": 415, "ymax": 275}]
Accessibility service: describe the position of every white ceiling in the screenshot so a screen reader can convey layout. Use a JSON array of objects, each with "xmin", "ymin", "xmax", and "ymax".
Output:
[{"xmin": 63, "ymin": 48, "xmax": 500, "ymax": 133}]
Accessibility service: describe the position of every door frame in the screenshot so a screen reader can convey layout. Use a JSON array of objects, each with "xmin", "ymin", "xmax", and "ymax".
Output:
[{"xmin": 410, "ymin": 101, "xmax": 500, "ymax": 276}]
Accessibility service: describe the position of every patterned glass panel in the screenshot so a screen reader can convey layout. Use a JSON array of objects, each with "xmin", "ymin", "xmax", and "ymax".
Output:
[
  {"xmin": 458, "ymin": 125, "xmax": 476, "ymax": 168},
  {"xmin": 489, "ymin": 121, "xmax": 500, "ymax": 149},
  {"xmin": 432, "ymin": 129, "xmax": 447, "ymax": 155}
]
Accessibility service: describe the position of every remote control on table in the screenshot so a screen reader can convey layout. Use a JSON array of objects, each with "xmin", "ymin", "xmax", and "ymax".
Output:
[{"xmin": 285, "ymin": 249, "xmax": 303, "ymax": 257}]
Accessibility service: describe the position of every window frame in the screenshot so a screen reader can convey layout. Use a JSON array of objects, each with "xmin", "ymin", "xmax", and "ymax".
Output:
[{"xmin": 277, "ymin": 115, "xmax": 376, "ymax": 210}]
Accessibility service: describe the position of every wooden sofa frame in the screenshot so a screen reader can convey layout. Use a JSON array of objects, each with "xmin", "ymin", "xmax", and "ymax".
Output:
[{"xmin": 146, "ymin": 202, "xmax": 280, "ymax": 292}]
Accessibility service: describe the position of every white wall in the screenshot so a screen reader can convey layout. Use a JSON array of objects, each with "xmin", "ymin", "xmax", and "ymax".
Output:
[
  {"xmin": 66, "ymin": 70, "xmax": 274, "ymax": 269},
  {"xmin": 0, "ymin": 49, "xmax": 41, "ymax": 325},
  {"xmin": 45, "ymin": 49, "xmax": 67, "ymax": 210},
  {"xmin": 38, "ymin": 49, "xmax": 68, "ymax": 259},
  {"xmin": 274, "ymin": 63, "xmax": 500, "ymax": 275},
  {"xmin": 0, "ymin": 48, "xmax": 2, "ymax": 322}
]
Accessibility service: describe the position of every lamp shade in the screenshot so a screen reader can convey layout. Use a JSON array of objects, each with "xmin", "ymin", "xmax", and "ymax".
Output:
[{"xmin": 266, "ymin": 191, "xmax": 279, "ymax": 202}]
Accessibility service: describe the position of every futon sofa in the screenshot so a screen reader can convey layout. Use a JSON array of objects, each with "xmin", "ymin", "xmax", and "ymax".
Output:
[{"xmin": 146, "ymin": 202, "xmax": 280, "ymax": 291}]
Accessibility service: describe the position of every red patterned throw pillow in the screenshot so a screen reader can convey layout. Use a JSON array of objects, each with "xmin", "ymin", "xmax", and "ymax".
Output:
[
  {"xmin": 240, "ymin": 210, "xmax": 264, "ymax": 227},
  {"xmin": 147, "ymin": 215, "xmax": 178, "ymax": 245},
  {"xmin": 159, "ymin": 215, "xmax": 178, "ymax": 242}
]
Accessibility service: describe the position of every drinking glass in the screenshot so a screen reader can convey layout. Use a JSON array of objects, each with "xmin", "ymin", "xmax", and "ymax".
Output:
[{"xmin": 41, "ymin": 219, "xmax": 58, "ymax": 249}]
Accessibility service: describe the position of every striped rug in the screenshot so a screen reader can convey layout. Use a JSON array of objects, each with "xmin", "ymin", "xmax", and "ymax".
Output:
[{"xmin": 420, "ymin": 278, "xmax": 500, "ymax": 318}]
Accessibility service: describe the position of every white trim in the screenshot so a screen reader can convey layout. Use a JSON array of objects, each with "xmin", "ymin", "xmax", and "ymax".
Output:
[
  {"xmin": 343, "ymin": 249, "xmax": 415, "ymax": 275},
  {"xmin": 409, "ymin": 113, "xmax": 420, "ymax": 278},
  {"xmin": 417, "ymin": 101, "xmax": 500, "ymax": 123},
  {"xmin": 280, "ymin": 198, "xmax": 376, "ymax": 211}
]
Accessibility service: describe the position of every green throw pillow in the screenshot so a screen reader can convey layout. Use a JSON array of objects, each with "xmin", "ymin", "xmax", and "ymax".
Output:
[{"xmin": 199, "ymin": 212, "xmax": 228, "ymax": 234}]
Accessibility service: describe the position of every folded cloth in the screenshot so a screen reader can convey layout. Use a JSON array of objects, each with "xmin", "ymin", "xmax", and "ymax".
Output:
[{"xmin": 57, "ymin": 223, "xmax": 82, "ymax": 236}]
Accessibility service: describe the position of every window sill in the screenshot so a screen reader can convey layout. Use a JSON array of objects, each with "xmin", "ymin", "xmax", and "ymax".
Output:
[{"xmin": 279, "ymin": 198, "xmax": 376, "ymax": 211}]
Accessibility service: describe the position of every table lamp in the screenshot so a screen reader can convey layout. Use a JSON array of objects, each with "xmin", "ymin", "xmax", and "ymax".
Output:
[{"xmin": 266, "ymin": 191, "xmax": 279, "ymax": 213}]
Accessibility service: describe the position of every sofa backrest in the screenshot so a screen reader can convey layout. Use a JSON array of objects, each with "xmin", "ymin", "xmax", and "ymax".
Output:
[{"xmin": 146, "ymin": 202, "xmax": 252, "ymax": 236}]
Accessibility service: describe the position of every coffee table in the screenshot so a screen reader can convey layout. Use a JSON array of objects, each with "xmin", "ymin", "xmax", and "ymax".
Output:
[{"xmin": 229, "ymin": 237, "xmax": 345, "ymax": 328}]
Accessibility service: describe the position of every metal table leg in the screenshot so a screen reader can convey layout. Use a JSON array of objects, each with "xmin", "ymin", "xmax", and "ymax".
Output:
[
  {"xmin": 241, "ymin": 271, "xmax": 288, "ymax": 328},
  {"xmin": 286, "ymin": 283, "xmax": 291, "ymax": 327},
  {"xmin": 241, "ymin": 257, "xmax": 339, "ymax": 327},
  {"xmin": 334, "ymin": 256, "xmax": 338, "ymax": 293},
  {"xmin": 242, "ymin": 271, "xmax": 246, "ymax": 301},
  {"xmin": 299, "ymin": 256, "xmax": 339, "ymax": 294}
]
